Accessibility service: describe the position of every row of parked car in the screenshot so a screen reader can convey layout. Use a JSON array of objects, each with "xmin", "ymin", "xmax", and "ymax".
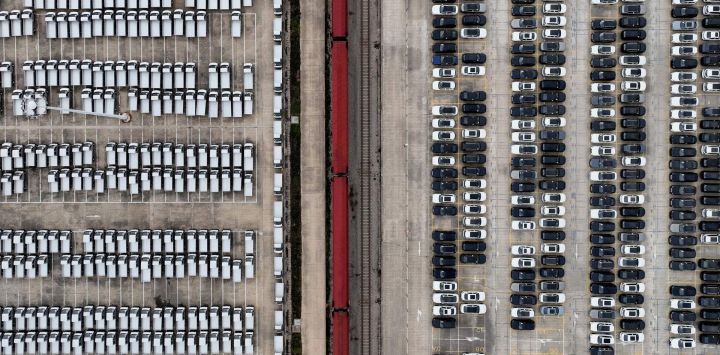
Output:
[
  {"xmin": 666, "ymin": 0, "xmax": 720, "ymax": 348},
  {"xmin": 429, "ymin": 1, "xmax": 489, "ymax": 332},
  {"xmin": 587, "ymin": 2, "xmax": 649, "ymax": 353},
  {"xmin": 507, "ymin": 0, "xmax": 569, "ymax": 332}
]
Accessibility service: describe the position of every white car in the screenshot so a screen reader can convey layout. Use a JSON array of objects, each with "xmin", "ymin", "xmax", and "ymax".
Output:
[
  {"xmin": 512, "ymin": 82, "xmax": 535, "ymax": 91},
  {"xmin": 704, "ymin": 30, "xmax": 720, "ymax": 40},
  {"xmin": 462, "ymin": 129, "xmax": 486, "ymax": 139},
  {"xmin": 542, "ymin": 66, "xmax": 566, "ymax": 77},
  {"xmin": 543, "ymin": 117, "xmax": 566, "ymax": 127},
  {"xmin": 511, "ymin": 308, "xmax": 534, "ymax": 318},
  {"xmin": 511, "ymin": 144, "xmax": 538, "ymax": 155},
  {"xmin": 512, "ymin": 132, "xmax": 536, "ymax": 142},
  {"xmin": 671, "ymin": 299, "xmax": 696, "ymax": 309},
  {"xmin": 460, "ymin": 28, "xmax": 487, "ymax": 39},
  {"xmin": 703, "ymin": 209, "xmax": 720, "ymax": 218},
  {"xmin": 511, "ymin": 245, "xmax": 536, "ymax": 256},
  {"xmin": 432, "ymin": 81, "xmax": 455, "ymax": 91},
  {"xmin": 621, "ymin": 81, "xmax": 646, "ymax": 91},
  {"xmin": 618, "ymin": 258, "xmax": 646, "ymax": 268},
  {"xmin": 671, "ymin": 121, "xmax": 697, "ymax": 132},
  {"xmin": 701, "ymin": 234, "xmax": 720, "ymax": 244},
  {"xmin": 703, "ymin": 145, "xmax": 720, "ymax": 155},
  {"xmin": 463, "ymin": 217, "xmax": 487, "ymax": 227},
  {"xmin": 464, "ymin": 204, "xmax": 486, "ymax": 214},
  {"xmin": 590, "ymin": 322, "xmax": 614, "ymax": 333},
  {"xmin": 619, "ymin": 282, "xmax": 646, "ymax": 293},
  {"xmin": 620, "ymin": 332, "xmax": 644, "ymax": 343},
  {"xmin": 433, "ymin": 293, "xmax": 459, "ymax": 304},
  {"xmin": 512, "ymin": 119, "xmax": 535, "ymax": 129},
  {"xmin": 433, "ymin": 281, "xmax": 457, "ymax": 291},
  {"xmin": 590, "ymin": 334, "xmax": 615, "ymax": 345},
  {"xmin": 672, "ymin": 46, "xmax": 698, "ymax": 56},
  {"xmin": 591, "ymin": 45, "xmax": 615, "ymax": 55},
  {"xmin": 670, "ymin": 96, "xmax": 699, "ymax": 107},
  {"xmin": 432, "ymin": 131, "xmax": 455, "ymax": 141},
  {"xmin": 433, "ymin": 305, "xmax": 457, "ymax": 316},
  {"xmin": 670, "ymin": 338, "xmax": 696, "ymax": 349},
  {"xmin": 542, "ymin": 193, "xmax": 566, "ymax": 203},
  {"xmin": 512, "ymin": 195, "xmax": 535, "ymax": 205},
  {"xmin": 590, "ymin": 108, "xmax": 615, "ymax": 118},
  {"xmin": 622, "ymin": 156, "xmax": 646, "ymax": 167},
  {"xmin": 591, "ymin": 0, "xmax": 618, "ymax": 3},
  {"xmin": 591, "ymin": 297, "xmax": 615, "ymax": 308},
  {"xmin": 461, "ymin": 291, "xmax": 486, "ymax": 302},
  {"xmin": 542, "ymin": 206, "xmax": 565, "ymax": 216},
  {"xmin": 705, "ymin": 82, "xmax": 720, "ymax": 92},
  {"xmin": 542, "ymin": 243, "xmax": 565, "ymax": 253},
  {"xmin": 620, "ymin": 307, "xmax": 645, "ymax": 318},
  {"xmin": 622, "ymin": 67, "xmax": 646, "ymax": 78},
  {"xmin": 670, "ymin": 324, "xmax": 696, "ymax": 335},
  {"xmin": 539, "ymin": 293, "xmax": 565, "ymax": 303},
  {"xmin": 463, "ymin": 192, "xmax": 486, "ymax": 201},
  {"xmin": 542, "ymin": 16, "xmax": 566, "ymax": 26},
  {"xmin": 431, "ymin": 5, "xmax": 458, "ymax": 15},
  {"xmin": 432, "ymin": 68, "xmax": 455, "ymax": 78},
  {"xmin": 431, "ymin": 105, "xmax": 458, "ymax": 116},
  {"xmin": 543, "ymin": 3, "xmax": 567, "ymax": 13},
  {"xmin": 542, "ymin": 28, "xmax": 566, "ymax": 39},
  {"xmin": 620, "ymin": 194, "xmax": 645, "ymax": 204},
  {"xmin": 621, "ymin": 245, "xmax": 646, "ymax": 255},
  {"xmin": 512, "ymin": 258, "xmax": 536, "ymax": 268},
  {"xmin": 671, "ymin": 84, "xmax": 697, "ymax": 94},
  {"xmin": 432, "ymin": 156, "xmax": 455, "ymax": 166},
  {"xmin": 591, "ymin": 83, "xmax": 616, "ymax": 92},
  {"xmin": 511, "ymin": 220, "xmax": 536, "ymax": 231},
  {"xmin": 432, "ymin": 194, "xmax": 456, "ymax": 204},
  {"xmin": 540, "ymin": 218, "xmax": 565, "ymax": 228},
  {"xmin": 672, "ymin": 71, "xmax": 698, "ymax": 82},
  {"xmin": 464, "ymin": 229, "xmax": 487, "ymax": 240},
  {"xmin": 673, "ymin": 33, "xmax": 698, "ymax": 43},
  {"xmin": 704, "ymin": 68, "xmax": 720, "ymax": 79},
  {"xmin": 432, "ymin": 118, "xmax": 455, "ymax": 128},
  {"xmin": 591, "ymin": 133, "xmax": 616, "ymax": 143},
  {"xmin": 461, "ymin": 66, "xmax": 485, "ymax": 76},
  {"xmin": 464, "ymin": 179, "xmax": 486, "ymax": 189},
  {"xmin": 670, "ymin": 110, "xmax": 696, "ymax": 119},
  {"xmin": 673, "ymin": 0, "xmax": 697, "ymax": 3},
  {"xmin": 590, "ymin": 209, "xmax": 617, "ymax": 219},
  {"xmin": 705, "ymin": 4, "xmax": 720, "ymax": 15},
  {"xmin": 512, "ymin": 31, "xmax": 537, "ymax": 41},
  {"xmin": 619, "ymin": 55, "xmax": 646, "ymax": 66},
  {"xmin": 591, "ymin": 146, "xmax": 615, "ymax": 156},
  {"xmin": 460, "ymin": 304, "xmax": 487, "ymax": 314}
]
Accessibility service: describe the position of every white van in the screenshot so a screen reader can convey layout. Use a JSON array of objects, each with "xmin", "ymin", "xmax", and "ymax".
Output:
[
  {"xmin": 273, "ymin": 93, "xmax": 283, "ymax": 114},
  {"xmin": 273, "ymin": 226, "xmax": 283, "ymax": 253},
  {"xmin": 274, "ymin": 44, "xmax": 283, "ymax": 69},
  {"xmin": 273, "ymin": 17, "xmax": 282, "ymax": 41},
  {"xmin": 274, "ymin": 200, "xmax": 283, "ymax": 221},
  {"xmin": 273, "ymin": 256, "xmax": 283, "ymax": 276},
  {"xmin": 274, "ymin": 68, "xmax": 282, "ymax": 93},
  {"xmin": 273, "ymin": 173, "xmax": 282, "ymax": 196},
  {"xmin": 273, "ymin": 145, "xmax": 283, "ymax": 169},
  {"xmin": 244, "ymin": 231, "xmax": 254, "ymax": 257},
  {"xmin": 244, "ymin": 256, "xmax": 254, "ymax": 279},
  {"xmin": 275, "ymin": 280, "xmax": 284, "ymax": 303},
  {"xmin": 274, "ymin": 0, "xmax": 283, "ymax": 15}
]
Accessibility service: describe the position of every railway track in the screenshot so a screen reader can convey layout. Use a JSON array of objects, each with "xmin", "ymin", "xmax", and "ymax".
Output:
[{"xmin": 358, "ymin": 0, "xmax": 373, "ymax": 352}]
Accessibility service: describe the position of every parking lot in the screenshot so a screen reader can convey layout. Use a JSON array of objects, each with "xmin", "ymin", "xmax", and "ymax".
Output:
[{"xmin": 0, "ymin": 1, "xmax": 286, "ymax": 354}]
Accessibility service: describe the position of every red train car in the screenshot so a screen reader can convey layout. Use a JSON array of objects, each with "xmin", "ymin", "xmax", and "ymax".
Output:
[
  {"xmin": 331, "ymin": 176, "xmax": 349, "ymax": 309},
  {"xmin": 332, "ymin": 0, "xmax": 348, "ymax": 38},
  {"xmin": 331, "ymin": 42, "xmax": 349, "ymax": 175}
]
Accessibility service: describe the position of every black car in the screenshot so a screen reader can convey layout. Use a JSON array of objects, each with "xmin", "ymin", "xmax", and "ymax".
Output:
[
  {"xmin": 703, "ymin": 272, "xmax": 720, "ymax": 282},
  {"xmin": 591, "ymin": 58, "xmax": 617, "ymax": 68},
  {"xmin": 701, "ymin": 322, "xmax": 720, "ymax": 333},
  {"xmin": 620, "ymin": 219, "xmax": 645, "ymax": 229},
  {"xmin": 621, "ymin": 106, "xmax": 646, "ymax": 117},
  {"xmin": 621, "ymin": 42, "xmax": 646, "ymax": 53},
  {"xmin": 512, "ymin": 94, "xmax": 536, "ymax": 105},
  {"xmin": 432, "ymin": 168, "xmax": 457, "ymax": 178},
  {"xmin": 512, "ymin": 157, "xmax": 536, "ymax": 167},
  {"xmin": 590, "ymin": 283, "xmax": 617, "ymax": 295},
  {"xmin": 462, "ymin": 166, "xmax": 486, "ymax": 177},
  {"xmin": 670, "ymin": 172, "xmax": 699, "ymax": 183},
  {"xmin": 432, "ymin": 17, "xmax": 457, "ymax": 28},
  {"xmin": 541, "ymin": 168, "xmax": 565, "ymax": 178},
  {"xmin": 431, "ymin": 143, "xmax": 457, "ymax": 154},
  {"xmin": 590, "ymin": 157, "xmax": 617, "ymax": 169},
  {"xmin": 432, "ymin": 317, "xmax": 456, "ymax": 329},
  {"xmin": 431, "ymin": 181, "xmax": 458, "ymax": 191},
  {"xmin": 510, "ymin": 294, "xmax": 537, "ymax": 306},
  {"xmin": 591, "ymin": 19, "xmax": 616, "ymax": 30},
  {"xmin": 541, "ymin": 231, "xmax": 565, "ymax": 241},
  {"xmin": 621, "ymin": 169, "xmax": 645, "ymax": 179},
  {"xmin": 704, "ymin": 158, "xmax": 720, "ymax": 167},
  {"xmin": 540, "ymin": 131, "xmax": 566, "ymax": 141},
  {"xmin": 511, "ymin": 43, "xmax": 536, "ymax": 54},
  {"xmin": 539, "ymin": 180, "xmax": 565, "ymax": 191},
  {"xmin": 620, "ymin": 319, "xmax": 646, "ymax": 331},
  {"xmin": 433, "ymin": 205, "xmax": 457, "ymax": 216},
  {"xmin": 671, "ymin": 198, "xmax": 696, "ymax": 208},
  {"xmin": 541, "ymin": 143, "xmax": 565, "ymax": 153},
  {"xmin": 460, "ymin": 115, "xmax": 487, "ymax": 126},
  {"xmin": 670, "ymin": 160, "xmax": 698, "ymax": 170},
  {"xmin": 540, "ymin": 42, "xmax": 564, "ymax": 52},
  {"xmin": 704, "ymin": 171, "xmax": 720, "ymax": 180},
  {"xmin": 670, "ymin": 285, "xmax": 696, "ymax": 296},
  {"xmin": 433, "ymin": 268, "xmax": 457, "ymax": 280},
  {"xmin": 591, "ymin": 121, "xmax": 616, "ymax": 131},
  {"xmin": 462, "ymin": 53, "xmax": 487, "ymax": 64},
  {"xmin": 462, "ymin": 153, "xmax": 486, "ymax": 164},
  {"xmin": 702, "ymin": 284, "xmax": 720, "ymax": 295},
  {"xmin": 591, "ymin": 259, "xmax": 615, "ymax": 270},
  {"xmin": 703, "ymin": 56, "xmax": 720, "ymax": 66},
  {"xmin": 591, "ymin": 246, "xmax": 615, "ymax": 257},
  {"xmin": 512, "ymin": 182, "xmax": 535, "ymax": 193},
  {"xmin": 539, "ymin": 54, "xmax": 565, "ymax": 65},
  {"xmin": 700, "ymin": 297, "xmax": 720, "ymax": 308},
  {"xmin": 461, "ymin": 241, "xmax": 486, "ymax": 252},
  {"xmin": 672, "ymin": 6, "xmax": 699, "ymax": 18},
  {"xmin": 621, "ymin": 182, "xmax": 645, "ymax": 192},
  {"xmin": 622, "ymin": 118, "xmax": 646, "ymax": 129},
  {"xmin": 433, "ymin": 242, "xmax": 456, "ymax": 255},
  {"xmin": 702, "ymin": 120, "xmax": 720, "ymax": 129},
  {"xmin": 670, "ymin": 260, "xmax": 697, "ymax": 270},
  {"xmin": 432, "ymin": 43, "xmax": 457, "ymax": 53},
  {"xmin": 704, "ymin": 107, "xmax": 720, "ymax": 117},
  {"xmin": 621, "ymin": 30, "xmax": 646, "ymax": 40},
  {"xmin": 539, "ymin": 105, "xmax": 566, "ymax": 115},
  {"xmin": 704, "ymin": 196, "xmax": 720, "ymax": 205},
  {"xmin": 700, "ymin": 334, "xmax": 720, "ymax": 345},
  {"xmin": 512, "ymin": 5, "xmax": 536, "ymax": 16},
  {"xmin": 511, "ymin": 269, "xmax": 535, "ymax": 280},
  {"xmin": 459, "ymin": 254, "xmax": 486, "ymax": 264},
  {"xmin": 590, "ymin": 196, "xmax": 616, "ymax": 207},
  {"xmin": 511, "ymin": 56, "xmax": 536, "ymax": 66},
  {"xmin": 539, "ymin": 92, "xmax": 566, "ymax": 102},
  {"xmin": 704, "ymin": 184, "xmax": 720, "ymax": 193},
  {"xmin": 622, "ymin": 144, "xmax": 646, "ymax": 154},
  {"xmin": 700, "ymin": 259, "xmax": 720, "ymax": 269},
  {"xmin": 590, "ymin": 271, "xmax": 615, "ymax": 283},
  {"xmin": 462, "ymin": 104, "xmax": 485, "ymax": 113},
  {"xmin": 590, "ymin": 184, "xmax": 616, "ymax": 194},
  {"xmin": 703, "ymin": 18, "xmax": 719, "ymax": 28},
  {"xmin": 670, "ymin": 311, "xmax": 697, "ymax": 322},
  {"xmin": 701, "ymin": 43, "xmax": 720, "ymax": 54},
  {"xmin": 511, "ymin": 319, "xmax": 535, "ymax": 330},
  {"xmin": 702, "ymin": 309, "xmax": 720, "ymax": 320},
  {"xmin": 590, "ymin": 70, "xmax": 616, "ymax": 81},
  {"xmin": 511, "ymin": 69, "xmax": 538, "ymax": 80},
  {"xmin": 539, "ymin": 268, "xmax": 565, "ymax": 278},
  {"xmin": 621, "ymin": 4, "xmax": 645, "ymax": 15},
  {"xmin": 510, "ymin": 107, "xmax": 538, "ymax": 117},
  {"xmin": 432, "ymin": 30, "xmax": 458, "ymax": 40},
  {"xmin": 591, "ymin": 32, "xmax": 616, "ymax": 43},
  {"xmin": 432, "ymin": 256, "xmax": 456, "ymax": 267},
  {"xmin": 620, "ymin": 232, "xmax": 644, "ymax": 243},
  {"xmin": 459, "ymin": 90, "xmax": 487, "ymax": 101},
  {"xmin": 671, "ymin": 147, "xmax": 697, "ymax": 157},
  {"xmin": 618, "ymin": 269, "xmax": 645, "ymax": 280},
  {"xmin": 670, "ymin": 135, "xmax": 697, "ymax": 145},
  {"xmin": 432, "ymin": 55, "xmax": 458, "ymax": 66},
  {"xmin": 462, "ymin": 15, "xmax": 486, "ymax": 26},
  {"xmin": 620, "ymin": 17, "xmax": 647, "ymax": 28},
  {"xmin": 540, "ymin": 79, "xmax": 566, "ymax": 90},
  {"xmin": 671, "ymin": 57, "xmax": 698, "ymax": 69},
  {"xmin": 621, "ymin": 207, "xmax": 645, "ymax": 217},
  {"xmin": 541, "ymin": 255, "xmax": 565, "ymax": 266},
  {"xmin": 461, "ymin": 142, "xmax": 486, "ymax": 152},
  {"xmin": 621, "ymin": 132, "xmax": 646, "ymax": 141},
  {"xmin": 432, "ymin": 230, "xmax": 456, "ymax": 241},
  {"xmin": 591, "ymin": 221, "xmax": 615, "ymax": 232}
]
